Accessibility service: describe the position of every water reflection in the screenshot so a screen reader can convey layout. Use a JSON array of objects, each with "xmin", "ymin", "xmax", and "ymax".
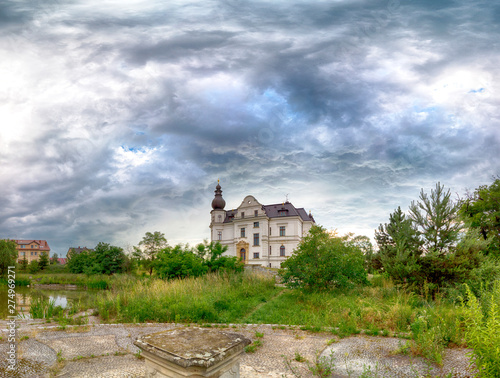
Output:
[{"xmin": 0, "ymin": 286, "xmax": 94, "ymax": 319}]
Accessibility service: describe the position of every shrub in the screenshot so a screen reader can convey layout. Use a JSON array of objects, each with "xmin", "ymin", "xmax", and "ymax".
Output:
[
  {"xmin": 28, "ymin": 260, "xmax": 40, "ymax": 274},
  {"xmin": 461, "ymin": 281, "xmax": 500, "ymax": 377},
  {"xmin": 279, "ymin": 225, "xmax": 368, "ymax": 291}
]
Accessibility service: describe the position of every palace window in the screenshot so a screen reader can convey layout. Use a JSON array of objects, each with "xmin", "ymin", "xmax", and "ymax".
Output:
[
  {"xmin": 269, "ymin": 227, "xmax": 271, "ymax": 235},
  {"xmin": 254, "ymin": 221, "xmax": 259, "ymax": 228},
  {"xmin": 269, "ymin": 246, "xmax": 272, "ymax": 255},
  {"xmin": 241, "ymin": 212, "xmax": 245, "ymax": 218},
  {"xmin": 253, "ymin": 252, "xmax": 259, "ymax": 259},
  {"xmin": 280, "ymin": 245, "xmax": 285, "ymax": 256},
  {"xmin": 217, "ymin": 231, "xmax": 222, "ymax": 240},
  {"xmin": 280, "ymin": 226, "xmax": 286, "ymax": 236},
  {"xmin": 241, "ymin": 228, "xmax": 246, "ymax": 238},
  {"xmin": 279, "ymin": 210, "xmax": 287, "ymax": 216},
  {"xmin": 253, "ymin": 233, "xmax": 260, "ymax": 246},
  {"xmin": 254, "ymin": 210, "xmax": 258, "ymax": 216}
]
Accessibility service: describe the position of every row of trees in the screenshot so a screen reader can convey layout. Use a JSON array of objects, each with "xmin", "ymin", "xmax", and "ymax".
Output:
[
  {"xmin": 278, "ymin": 177, "xmax": 500, "ymax": 293},
  {"xmin": 371, "ymin": 178, "xmax": 500, "ymax": 293},
  {"xmin": 66, "ymin": 232, "xmax": 243, "ymax": 278}
]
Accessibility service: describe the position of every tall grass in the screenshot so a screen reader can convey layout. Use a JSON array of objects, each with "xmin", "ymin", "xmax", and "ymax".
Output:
[
  {"xmin": 30, "ymin": 297, "xmax": 64, "ymax": 318},
  {"xmin": 94, "ymin": 271, "xmax": 278, "ymax": 323}
]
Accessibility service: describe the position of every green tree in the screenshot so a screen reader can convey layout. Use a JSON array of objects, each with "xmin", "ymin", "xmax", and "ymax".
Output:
[
  {"xmin": 67, "ymin": 248, "xmax": 91, "ymax": 273},
  {"xmin": 195, "ymin": 240, "xmax": 244, "ymax": 273},
  {"xmin": 88, "ymin": 242, "xmax": 126, "ymax": 275},
  {"xmin": 0, "ymin": 239, "xmax": 18, "ymax": 278},
  {"xmin": 460, "ymin": 177, "xmax": 500, "ymax": 257},
  {"xmin": 38, "ymin": 252, "xmax": 49, "ymax": 270},
  {"xmin": 19, "ymin": 257, "xmax": 28, "ymax": 272},
  {"xmin": 279, "ymin": 225, "xmax": 368, "ymax": 291},
  {"xmin": 50, "ymin": 253, "xmax": 59, "ymax": 264},
  {"xmin": 349, "ymin": 235, "xmax": 375, "ymax": 272},
  {"xmin": 138, "ymin": 231, "xmax": 168, "ymax": 275},
  {"xmin": 28, "ymin": 260, "xmax": 40, "ymax": 274},
  {"xmin": 409, "ymin": 182, "xmax": 461, "ymax": 254},
  {"xmin": 154, "ymin": 244, "xmax": 208, "ymax": 280},
  {"xmin": 377, "ymin": 184, "xmax": 482, "ymax": 293},
  {"xmin": 375, "ymin": 206, "xmax": 423, "ymax": 284}
]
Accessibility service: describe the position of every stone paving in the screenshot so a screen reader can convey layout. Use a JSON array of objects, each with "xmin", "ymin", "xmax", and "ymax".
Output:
[{"xmin": 0, "ymin": 320, "xmax": 476, "ymax": 377}]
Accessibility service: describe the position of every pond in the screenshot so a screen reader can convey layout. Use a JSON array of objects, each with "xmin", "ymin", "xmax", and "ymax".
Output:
[{"xmin": 0, "ymin": 286, "xmax": 97, "ymax": 319}]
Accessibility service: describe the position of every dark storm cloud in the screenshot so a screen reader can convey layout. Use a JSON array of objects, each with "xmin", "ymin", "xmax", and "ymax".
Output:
[{"xmin": 0, "ymin": 0, "xmax": 499, "ymax": 253}]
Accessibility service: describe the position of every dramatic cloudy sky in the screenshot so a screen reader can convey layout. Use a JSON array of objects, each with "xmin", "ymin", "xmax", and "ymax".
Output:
[{"xmin": 1, "ymin": 0, "xmax": 499, "ymax": 256}]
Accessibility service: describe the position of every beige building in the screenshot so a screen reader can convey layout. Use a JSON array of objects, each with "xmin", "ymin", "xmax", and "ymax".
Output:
[
  {"xmin": 14, "ymin": 240, "xmax": 50, "ymax": 263},
  {"xmin": 210, "ymin": 182, "xmax": 315, "ymax": 268}
]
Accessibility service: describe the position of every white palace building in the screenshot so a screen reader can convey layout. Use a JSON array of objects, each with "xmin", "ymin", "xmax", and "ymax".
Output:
[{"xmin": 209, "ymin": 182, "xmax": 315, "ymax": 268}]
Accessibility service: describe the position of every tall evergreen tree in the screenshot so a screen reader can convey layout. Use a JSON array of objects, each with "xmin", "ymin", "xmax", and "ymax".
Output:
[
  {"xmin": 375, "ymin": 207, "xmax": 422, "ymax": 284},
  {"xmin": 38, "ymin": 252, "xmax": 49, "ymax": 270},
  {"xmin": 409, "ymin": 182, "xmax": 461, "ymax": 255}
]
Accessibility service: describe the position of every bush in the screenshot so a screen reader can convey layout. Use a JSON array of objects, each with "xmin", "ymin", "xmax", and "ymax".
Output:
[
  {"xmin": 462, "ymin": 281, "xmax": 500, "ymax": 377},
  {"xmin": 279, "ymin": 225, "xmax": 368, "ymax": 291},
  {"xmin": 28, "ymin": 260, "xmax": 40, "ymax": 274},
  {"xmin": 154, "ymin": 245, "xmax": 208, "ymax": 280}
]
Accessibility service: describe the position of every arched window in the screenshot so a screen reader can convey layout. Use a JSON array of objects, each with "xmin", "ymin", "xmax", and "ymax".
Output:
[
  {"xmin": 240, "ymin": 248, "xmax": 246, "ymax": 262},
  {"xmin": 280, "ymin": 245, "xmax": 285, "ymax": 256}
]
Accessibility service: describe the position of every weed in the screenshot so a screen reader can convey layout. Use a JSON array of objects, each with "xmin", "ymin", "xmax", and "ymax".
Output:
[
  {"xmin": 20, "ymin": 336, "xmax": 29, "ymax": 341},
  {"xmin": 294, "ymin": 352, "xmax": 307, "ymax": 363},
  {"xmin": 56, "ymin": 350, "xmax": 65, "ymax": 363},
  {"xmin": 255, "ymin": 331, "xmax": 264, "ymax": 338},
  {"xmin": 308, "ymin": 350, "xmax": 336, "ymax": 378},
  {"xmin": 134, "ymin": 350, "xmax": 143, "ymax": 360},
  {"xmin": 245, "ymin": 338, "xmax": 263, "ymax": 353},
  {"xmin": 461, "ymin": 281, "xmax": 500, "ymax": 377}
]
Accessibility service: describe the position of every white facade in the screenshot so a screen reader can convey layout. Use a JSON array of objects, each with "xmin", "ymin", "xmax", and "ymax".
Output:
[{"xmin": 209, "ymin": 184, "xmax": 315, "ymax": 268}]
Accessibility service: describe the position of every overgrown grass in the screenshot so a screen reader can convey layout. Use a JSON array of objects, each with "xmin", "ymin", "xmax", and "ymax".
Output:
[
  {"xmin": 0, "ymin": 277, "xmax": 30, "ymax": 286},
  {"xmin": 17, "ymin": 272, "xmax": 139, "ymax": 290},
  {"xmin": 93, "ymin": 271, "xmax": 279, "ymax": 323}
]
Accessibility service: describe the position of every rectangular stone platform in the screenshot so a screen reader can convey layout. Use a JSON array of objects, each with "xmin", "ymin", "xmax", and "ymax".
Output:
[{"xmin": 134, "ymin": 327, "xmax": 251, "ymax": 377}]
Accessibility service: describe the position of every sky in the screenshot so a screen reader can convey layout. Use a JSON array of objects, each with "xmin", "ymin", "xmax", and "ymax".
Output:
[{"xmin": 1, "ymin": 0, "xmax": 499, "ymax": 256}]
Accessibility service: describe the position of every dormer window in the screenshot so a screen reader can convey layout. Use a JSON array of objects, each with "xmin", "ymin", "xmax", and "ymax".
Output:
[{"xmin": 278, "ymin": 209, "xmax": 288, "ymax": 216}]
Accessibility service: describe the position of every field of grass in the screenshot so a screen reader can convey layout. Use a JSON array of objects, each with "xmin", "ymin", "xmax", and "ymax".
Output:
[{"xmin": 93, "ymin": 271, "xmax": 279, "ymax": 323}]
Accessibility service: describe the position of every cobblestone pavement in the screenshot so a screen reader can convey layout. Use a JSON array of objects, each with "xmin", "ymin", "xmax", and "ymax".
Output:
[{"xmin": 0, "ymin": 320, "xmax": 475, "ymax": 377}]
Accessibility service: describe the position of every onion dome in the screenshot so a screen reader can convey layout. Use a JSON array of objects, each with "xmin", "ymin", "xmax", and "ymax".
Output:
[{"xmin": 211, "ymin": 180, "xmax": 226, "ymax": 210}]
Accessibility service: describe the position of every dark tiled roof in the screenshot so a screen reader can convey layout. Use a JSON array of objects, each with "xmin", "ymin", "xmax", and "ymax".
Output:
[
  {"xmin": 223, "ymin": 210, "xmax": 238, "ymax": 223},
  {"xmin": 263, "ymin": 202, "xmax": 312, "ymax": 221},
  {"xmin": 222, "ymin": 201, "xmax": 315, "ymax": 223}
]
